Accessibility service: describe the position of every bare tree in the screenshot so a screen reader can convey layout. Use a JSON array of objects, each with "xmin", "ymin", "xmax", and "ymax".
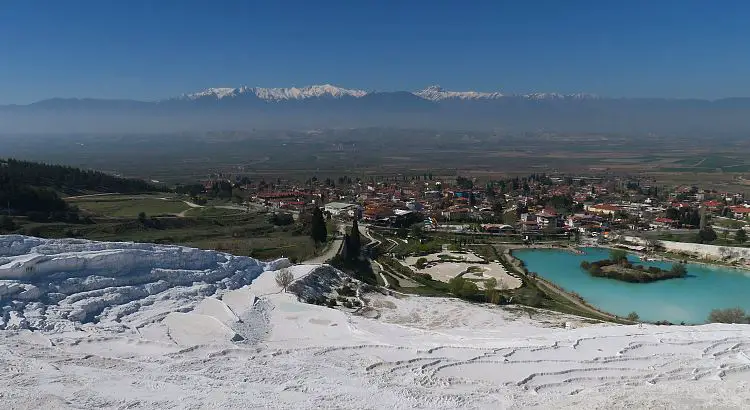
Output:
[
  {"xmin": 708, "ymin": 307, "xmax": 748, "ymax": 324},
  {"xmin": 275, "ymin": 268, "xmax": 294, "ymax": 292}
]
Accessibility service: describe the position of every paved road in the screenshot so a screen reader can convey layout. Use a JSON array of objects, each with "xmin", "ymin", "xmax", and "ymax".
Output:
[{"xmin": 302, "ymin": 226, "xmax": 346, "ymax": 264}]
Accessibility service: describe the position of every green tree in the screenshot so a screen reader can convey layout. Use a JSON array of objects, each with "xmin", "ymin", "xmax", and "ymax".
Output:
[
  {"xmin": 459, "ymin": 280, "xmax": 479, "ymax": 298},
  {"xmin": 697, "ymin": 227, "xmax": 717, "ymax": 244},
  {"xmin": 348, "ymin": 219, "xmax": 361, "ymax": 259},
  {"xmin": 138, "ymin": 212, "xmax": 147, "ymax": 224},
  {"xmin": 0, "ymin": 215, "xmax": 15, "ymax": 232},
  {"xmin": 310, "ymin": 207, "xmax": 328, "ymax": 244},
  {"xmin": 670, "ymin": 263, "xmax": 687, "ymax": 276},
  {"xmin": 410, "ymin": 223, "xmax": 423, "ymax": 239},
  {"xmin": 609, "ymin": 249, "xmax": 628, "ymax": 264},
  {"xmin": 736, "ymin": 228, "xmax": 747, "ymax": 244},
  {"xmin": 449, "ymin": 276, "xmax": 465, "ymax": 296},
  {"xmin": 626, "ymin": 311, "xmax": 640, "ymax": 322}
]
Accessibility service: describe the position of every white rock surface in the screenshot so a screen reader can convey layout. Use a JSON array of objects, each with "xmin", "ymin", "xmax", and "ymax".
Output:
[{"xmin": 0, "ymin": 235, "xmax": 749, "ymax": 409}]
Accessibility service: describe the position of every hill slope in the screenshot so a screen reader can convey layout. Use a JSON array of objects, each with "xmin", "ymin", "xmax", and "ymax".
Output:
[{"xmin": 1, "ymin": 235, "xmax": 749, "ymax": 408}]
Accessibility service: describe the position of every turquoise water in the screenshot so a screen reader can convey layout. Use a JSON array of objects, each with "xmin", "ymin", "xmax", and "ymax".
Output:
[{"xmin": 514, "ymin": 247, "xmax": 750, "ymax": 324}]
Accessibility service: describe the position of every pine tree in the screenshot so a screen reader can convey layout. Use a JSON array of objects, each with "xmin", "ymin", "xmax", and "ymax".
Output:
[
  {"xmin": 736, "ymin": 228, "xmax": 747, "ymax": 244},
  {"xmin": 310, "ymin": 207, "xmax": 328, "ymax": 244}
]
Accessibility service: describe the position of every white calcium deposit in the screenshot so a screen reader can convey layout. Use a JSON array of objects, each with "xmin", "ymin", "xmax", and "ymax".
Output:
[{"xmin": 0, "ymin": 235, "xmax": 749, "ymax": 409}]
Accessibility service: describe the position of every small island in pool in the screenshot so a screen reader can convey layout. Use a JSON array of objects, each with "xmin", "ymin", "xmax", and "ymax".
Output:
[{"xmin": 580, "ymin": 249, "xmax": 687, "ymax": 283}]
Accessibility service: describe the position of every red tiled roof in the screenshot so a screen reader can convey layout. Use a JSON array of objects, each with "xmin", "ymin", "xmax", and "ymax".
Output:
[{"xmin": 703, "ymin": 200, "xmax": 722, "ymax": 208}]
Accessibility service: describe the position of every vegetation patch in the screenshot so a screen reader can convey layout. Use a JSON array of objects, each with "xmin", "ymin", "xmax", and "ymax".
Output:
[{"xmin": 580, "ymin": 249, "xmax": 688, "ymax": 283}]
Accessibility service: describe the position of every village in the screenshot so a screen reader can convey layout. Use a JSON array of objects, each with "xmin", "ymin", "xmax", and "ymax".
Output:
[{"xmin": 194, "ymin": 172, "xmax": 750, "ymax": 246}]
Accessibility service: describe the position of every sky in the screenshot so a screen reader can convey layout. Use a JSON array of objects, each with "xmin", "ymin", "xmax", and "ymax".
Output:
[{"xmin": 1, "ymin": 0, "xmax": 749, "ymax": 104}]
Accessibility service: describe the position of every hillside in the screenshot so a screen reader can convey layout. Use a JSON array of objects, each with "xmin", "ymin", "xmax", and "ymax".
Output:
[
  {"xmin": 1, "ymin": 235, "xmax": 749, "ymax": 408},
  {"xmin": 0, "ymin": 158, "xmax": 161, "ymax": 220}
]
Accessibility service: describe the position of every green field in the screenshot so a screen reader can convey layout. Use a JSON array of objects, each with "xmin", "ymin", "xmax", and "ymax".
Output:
[
  {"xmin": 69, "ymin": 195, "xmax": 191, "ymax": 217},
  {"xmin": 2, "ymin": 194, "xmax": 321, "ymax": 262}
]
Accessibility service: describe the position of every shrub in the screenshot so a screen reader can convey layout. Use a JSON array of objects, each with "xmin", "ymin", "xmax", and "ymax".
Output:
[
  {"xmin": 670, "ymin": 263, "xmax": 687, "ymax": 276},
  {"xmin": 707, "ymin": 307, "xmax": 749, "ymax": 324},
  {"xmin": 449, "ymin": 276, "xmax": 466, "ymax": 295},
  {"xmin": 415, "ymin": 257, "xmax": 428, "ymax": 269},
  {"xmin": 459, "ymin": 280, "xmax": 479, "ymax": 298},
  {"xmin": 338, "ymin": 285, "xmax": 356, "ymax": 297},
  {"xmin": 626, "ymin": 311, "xmax": 640, "ymax": 322},
  {"xmin": 326, "ymin": 298, "xmax": 338, "ymax": 308},
  {"xmin": 274, "ymin": 268, "xmax": 294, "ymax": 292}
]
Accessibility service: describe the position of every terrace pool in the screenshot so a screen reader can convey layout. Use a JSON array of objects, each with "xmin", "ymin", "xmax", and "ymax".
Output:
[{"xmin": 513, "ymin": 247, "xmax": 750, "ymax": 324}]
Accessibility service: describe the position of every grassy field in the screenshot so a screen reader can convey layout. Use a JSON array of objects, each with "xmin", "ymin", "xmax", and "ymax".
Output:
[
  {"xmin": 68, "ymin": 195, "xmax": 191, "ymax": 217},
  {"xmin": 5, "ymin": 194, "xmax": 320, "ymax": 262}
]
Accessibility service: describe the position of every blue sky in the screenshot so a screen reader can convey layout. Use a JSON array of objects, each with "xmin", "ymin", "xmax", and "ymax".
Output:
[{"xmin": 1, "ymin": 0, "xmax": 749, "ymax": 103}]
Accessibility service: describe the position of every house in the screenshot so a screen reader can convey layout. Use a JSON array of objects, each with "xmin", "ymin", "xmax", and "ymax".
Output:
[
  {"xmin": 481, "ymin": 224, "xmax": 515, "ymax": 234},
  {"xmin": 650, "ymin": 217, "xmax": 678, "ymax": 229},
  {"xmin": 729, "ymin": 206, "xmax": 750, "ymax": 220},
  {"xmin": 585, "ymin": 204, "xmax": 622, "ymax": 216},
  {"xmin": 324, "ymin": 202, "xmax": 357, "ymax": 217},
  {"xmin": 535, "ymin": 210, "xmax": 559, "ymax": 228}
]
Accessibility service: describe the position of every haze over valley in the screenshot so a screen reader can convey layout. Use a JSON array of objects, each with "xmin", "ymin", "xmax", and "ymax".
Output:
[{"xmin": 4, "ymin": 84, "xmax": 750, "ymax": 133}]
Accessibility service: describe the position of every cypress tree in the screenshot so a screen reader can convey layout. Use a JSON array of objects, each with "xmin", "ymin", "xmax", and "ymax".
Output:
[
  {"xmin": 310, "ymin": 207, "xmax": 328, "ymax": 244},
  {"xmin": 349, "ymin": 218, "xmax": 361, "ymax": 259}
]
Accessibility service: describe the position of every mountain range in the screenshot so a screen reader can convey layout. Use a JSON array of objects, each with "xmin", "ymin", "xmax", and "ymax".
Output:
[{"xmin": 3, "ymin": 84, "xmax": 750, "ymax": 134}]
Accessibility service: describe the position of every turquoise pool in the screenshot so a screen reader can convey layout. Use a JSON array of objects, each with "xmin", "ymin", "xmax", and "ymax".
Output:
[{"xmin": 513, "ymin": 247, "xmax": 750, "ymax": 324}]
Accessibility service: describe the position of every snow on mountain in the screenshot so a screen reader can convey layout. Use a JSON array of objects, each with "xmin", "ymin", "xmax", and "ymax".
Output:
[
  {"xmin": 180, "ymin": 84, "xmax": 595, "ymax": 102},
  {"xmin": 2, "ymin": 235, "xmax": 750, "ymax": 408},
  {"xmin": 414, "ymin": 85, "xmax": 506, "ymax": 101},
  {"xmin": 415, "ymin": 85, "xmax": 598, "ymax": 101},
  {"xmin": 182, "ymin": 84, "xmax": 367, "ymax": 101}
]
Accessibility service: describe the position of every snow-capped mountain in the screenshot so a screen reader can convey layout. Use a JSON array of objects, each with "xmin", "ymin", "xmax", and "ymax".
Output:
[
  {"xmin": 182, "ymin": 84, "xmax": 367, "ymax": 101},
  {"xmin": 414, "ymin": 85, "xmax": 506, "ymax": 101},
  {"xmin": 3, "ymin": 83, "xmax": 750, "ymax": 133},
  {"xmin": 180, "ymin": 84, "xmax": 595, "ymax": 102}
]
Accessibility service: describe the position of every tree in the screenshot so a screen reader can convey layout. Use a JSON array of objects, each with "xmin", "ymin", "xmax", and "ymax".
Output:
[
  {"xmin": 697, "ymin": 227, "xmax": 717, "ymax": 244},
  {"xmin": 415, "ymin": 257, "xmax": 428, "ymax": 270},
  {"xmin": 670, "ymin": 263, "xmax": 687, "ymax": 276},
  {"xmin": 707, "ymin": 307, "xmax": 748, "ymax": 324},
  {"xmin": 0, "ymin": 215, "xmax": 15, "ymax": 232},
  {"xmin": 449, "ymin": 277, "xmax": 466, "ymax": 296},
  {"xmin": 626, "ymin": 311, "xmax": 640, "ymax": 322},
  {"xmin": 736, "ymin": 228, "xmax": 747, "ymax": 244},
  {"xmin": 609, "ymin": 249, "xmax": 628, "ymax": 264},
  {"xmin": 138, "ymin": 212, "xmax": 147, "ymax": 224},
  {"xmin": 348, "ymin": 219, "xmax": 361, "ymax": 259},
  {"xmin": 275, "ymin": 268, "xmax": 294, "ymax": 292},
  {"xmin": 459, "ymin": 280, "xmax": 479, "ymax": 298},
  {"xmin": 410, "ymin": 223, "xmax": 423, "ymax": 239},
  {"xmin": 310, "ymin": 207, "xmax": 328, "ymax": 244}
]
